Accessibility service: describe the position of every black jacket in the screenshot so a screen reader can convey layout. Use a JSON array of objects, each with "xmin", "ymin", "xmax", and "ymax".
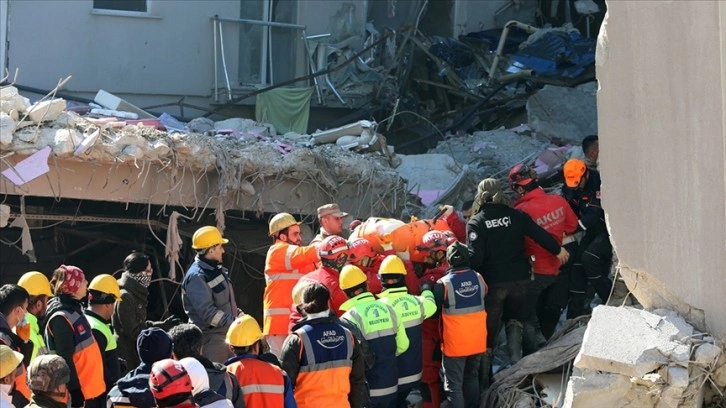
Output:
[
  {"xmin": 562, "ymin": 169, "xmax": 606, "ymax": 236},
  {"xmin": 106, "ymin": 363, "xmax": 156, "ymax": 407},
  {"xmin": 467, "ymin": 203, "xmax": 561, "ymax": 284}
]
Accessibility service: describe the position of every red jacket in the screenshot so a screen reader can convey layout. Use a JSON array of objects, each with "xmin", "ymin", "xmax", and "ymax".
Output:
[
  {"xmin": 443, "ymin": 212, "xmax": 467, "ymax": 243},
  {"xmin": 298, "ymin": 266, "xmax": 348, "ymax": 317},
  {"xmin": 514, "ymin": 188, "xmax": 579, "ymax": 275}
]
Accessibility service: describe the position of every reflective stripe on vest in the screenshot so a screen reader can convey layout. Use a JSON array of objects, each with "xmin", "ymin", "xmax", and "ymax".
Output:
[
  {"xmin": 263, "ymin": 308, "xmax": 291, "ymax": 316},
  {"xmin": 47, "ymin": 309, "xmax": 106, "ymax": 400},
  {"xmin": 383, "ymin": 293, "xmax": 425, "ymax": 384},
  {"xmin": 86, "ymin": 313, "xmax": 117, "ymax": 351},
  {"xmin": 440, "ymin": 270, "xmax": 487, "ymax": 357},
  {"xmin": 226, "ymin": 356, "xmax": 285, "ymax": 408},
  {"xmin": 294, "ymin": 321, "xmax": 353, "ymax": 407},
  {"xmin": 342, "ymin": 295, "xmax": 400, "ymax": 398}
]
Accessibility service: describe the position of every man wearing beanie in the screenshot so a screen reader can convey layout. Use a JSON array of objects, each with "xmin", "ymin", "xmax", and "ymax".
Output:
[
  {"xmin": 114, "ymin": 252, "xmax": 181, "ymax": 372},
  {"xmin": 25, "ymin": 355, "xmax": 71, "ymax": 408},
  {"xmin": 107, "ymin": 327, "xmax": 174, "ymax": 407},
  {"xmin": 84, "ymin": 275, "xmax": 123, "ymax": 408},
  {"xmin": 434, "ymin": 241, "xmax": 488, "ymax": 408}
]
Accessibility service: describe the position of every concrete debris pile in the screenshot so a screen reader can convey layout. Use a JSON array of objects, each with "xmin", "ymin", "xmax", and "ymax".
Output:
[
  {"xmin": 1, "ymin": 86, "xmax": 406, "ymax": 217},
  {"xmin": 564, "ymin": 306, "xmax": 725, "ymax": 408}
]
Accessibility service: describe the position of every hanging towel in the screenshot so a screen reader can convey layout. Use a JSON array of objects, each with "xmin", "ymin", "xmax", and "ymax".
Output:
[{"xmin": 255, "ymin": 87, "xmax": 314, "ymax": 134}]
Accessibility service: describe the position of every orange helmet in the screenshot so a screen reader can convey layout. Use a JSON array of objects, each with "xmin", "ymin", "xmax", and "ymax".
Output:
[
  {"xmin": 149, "ymin": 359, "xmax": 192, "ymax": 405},
  {"xmin": 318, "ymin": 236, "xmax": 349, "ymax": 270},
  {"xmin": 563, "ymin": 159, "xmax": 587, "ymax": 188},
  {"xmin": 508, "ymin": 163, "xmax": 537, "ymax": 188},
  {"xmin": 347, "ymin": 239, "xmax": 376, "ymax": 265}
]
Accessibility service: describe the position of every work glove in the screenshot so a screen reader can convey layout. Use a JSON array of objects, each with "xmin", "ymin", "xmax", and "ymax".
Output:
[
  {"xmin": 152, "ymin": 315, "xmax": 183, "ymax": 331},
  {"xmin": 439, "ymin": 204, "xmax": 455, "ymax": 217},
  {"xmin": 419, "ymin": 280, "xmax": 434, "ymax": 293}
]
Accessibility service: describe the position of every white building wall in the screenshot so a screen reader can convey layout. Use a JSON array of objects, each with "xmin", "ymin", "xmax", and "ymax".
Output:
[
  {"xmin": 597, "ymin": 1, "xmax": 726, "ymax": 339},
  {"xmin": 7, "ymin": 0, "xmax": 240, "ymax": 97}
]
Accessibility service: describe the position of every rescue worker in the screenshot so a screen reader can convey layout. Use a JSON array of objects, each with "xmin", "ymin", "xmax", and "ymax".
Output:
[
  {"xmin": 339, "ymin": 265, "xmax": 407, "ymax": 408},
  {"xmin": 43, "ymin": 266, "xmax": 105, "ymax": 407},
  {"xmin": 84, "ymin": 274, "xmax": 123, "ymax": 407},
  {"xmin": 169, "ymin": 323, "xmax": 244, "ymax": 408},
  {"xmin": 410, "ymin": 231, "xmax": 449, "ymax": 408},
  {"xmin": 149, "ymin": 359, "xmax": 196, "ymax": 408},
  {"xmin": 280, "ymin": 283, "xmax": 366, "ymax": 408},
  {"xmin": 562, "ymin": 158, "xmax": 613, "ymax": 317},
  {"xmin": 467, "ymin": 179, "xmax": 568, "ymax": 367},
  {"xmin": 434, "ymin": 242, "xmax": 488, "ymax": 408},
  {"xmin": 224, "ymin": 315, "xmax": 296, "ymax": 407},
  {"xmin": 0, "ymin": 284, "xmax": 32, "ymax": 406},
  {"xmin": 25, "ymin": 355, "xmax": 71, "ymax": 408},
  {"xmin": 0, "ymin": 345, "xmax": 24, "ymax": 408},
  {"xmin": 509, "ymin": 164, "xmax": 579, "ymax": 344},
  {"xmin": 347, "ymin": 238, "xmax": 383, "ymax": 294},
  {"xmin": 178, "ymin": 358, "xmax": 233, "ymax": 407},
  {"xmin": 377, "ymin": 255, "xmax": 437, "ymax": 407},
  {"xmin": 310, "ymin": 203, "xmax": 350, "ymax": 245},
  {"xmin": 107, "ymin": 327, "xmax": 174, "ymax": 407},
  {"xmin": 440, "ymin": 204, "xmax": 467, "ymax": 243},
  {"xmin": 114, "ymin": 251, "xmax": 180, "ymax": 372},
  {"xmin": 183, "ymin": 226, "xmax": 241, "ymax": 363},
  {"xmin": 582, "ymin": 135, "xmax": 599, "ymax": 170},
  {"xmin": 297, "ymin": 235, "xmax": 350, "ymax": 316},
  {"xmin": 16, "ymin": 272, "xmax": 52, "ymax": 362},
  {"xmin": 263, "ymin": 213, "xmax": 319, "ymax": 358}
]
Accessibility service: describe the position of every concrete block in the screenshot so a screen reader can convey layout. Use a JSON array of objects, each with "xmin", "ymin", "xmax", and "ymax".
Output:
[
  {"xmin": 0, "ymin": 112, "xmax": 16, "ymax": 145},
  {"xmin": 563, "ymin": 372, "xmax": 633, "ymax": 408},
  {"xmin": 651, "ymin": 309, "xmax": 694, "ymax": 342},
  {"xmin": 396, "ymin": 153, "xmax": 460, "ymax": 206},
  {"xmin": 574, "ymin": 306, "xmax": 692, "ymax": 377},
  {"xmin": 0, "ymin": 204, "xmax": 9, "ymax": 228},
  {"xmin": 0, "ymin": 86, "xmax": 19, "ymax": 100},
  {"xmin": 28, "ymin": 98, "xmax": 66, "ymax": 123},
  {"xmin": 52, "ymin": 129, "xmax": 83, "ymax": 156},
  {"xmin": 712, "ymin": 353, "xmax": 726, "ymax": 388},
  {"xmin": 693, "ymin": 343, "xmax": 721, "ymax": 366},
  {"xmin": 526, "ymin": 82, "xmax": 597, "ymax": 144}
]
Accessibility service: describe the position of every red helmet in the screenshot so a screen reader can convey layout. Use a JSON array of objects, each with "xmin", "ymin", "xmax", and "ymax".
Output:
[
  {"xmin": 508, "ymin": 163, "xmax": 537, "ymax": 187},
  {"xmin": 318, "ymin": 236, "xmax": 349, "ymax": 260},
  {"xmin": 348, "ymin": 239, "xmax": 376, "ymax": 264},
  {"xmin": 442, "ymin": 230, "xmax": 458, "ymax": 246},
  {"xmin": 420, "ymin": 231, "xmax": 448, "ymax": 252},
  {"xmin": 149, "ymin": 359, "xmax": 192, "ymax": 403}
]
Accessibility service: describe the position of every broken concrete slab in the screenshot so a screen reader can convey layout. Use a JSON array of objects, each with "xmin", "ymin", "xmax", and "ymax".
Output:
[
  {"xmin": 563, "ymin": 370, "xmax": 649, "ymax": 408},
  {"xmin": 693, "ymin": 342, "xmax": 721, "ymax": 367},
  {"xmin": 94, "ymin": 89, "xmax": 155, "ymax": 119},
  {"xmin": 0, "ymin": 112, "xmax": 16, "ymax": 145},
  {"xmin": 574, "ymin": 306, "xmax": 693, "ymax": 377},
  {"xmin": 526, "ymin": 82, "xmax": 598, "ymax": 144},
  {"xmin": 396, "ymin": 153, "xmax": 461, "ymax": 206},
  {"xmin": 311, "ymin": 120, "xmax": 375, "ymax": 144},
  {"xmin": 27, "ymin": 98, "xmax": 66, "ymax": 123}
]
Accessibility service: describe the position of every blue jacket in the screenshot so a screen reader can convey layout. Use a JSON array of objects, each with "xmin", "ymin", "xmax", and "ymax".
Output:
[
  {"xmin": 182, "ymin": 257, "xmax": 238, "ymax": 334},
  {"xmin": 106, "ymin": 363, "xmax": 156, "ymax": 407}
]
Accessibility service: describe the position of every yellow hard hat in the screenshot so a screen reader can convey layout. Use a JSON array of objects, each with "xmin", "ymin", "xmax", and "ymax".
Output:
[
  {"xmin": 268, "ymin": 213, "xmax": 301, "ymax": 237},
  {"xmin": 17, "ymin": 272, "xmax": 53, "ymax": 297},
  {"xmin": 192, "ymin": 226, "xmax": 229, "ymax": 250},
  {"xmin": 226, "ymin": 315, "xmax": 263, "ymax": 347},
  {"xmin": 339, "ymin": 265, "xmax": 367, "ymax": 290},
  {"xmin": 379, "ymin": 255, "xmax": 407, "ymax": 275},
  {"xmin": 88, "ymin": 274, "xmax": 122, "ymax": 302}
]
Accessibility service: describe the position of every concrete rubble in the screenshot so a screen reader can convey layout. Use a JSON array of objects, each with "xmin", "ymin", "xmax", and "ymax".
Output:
[
  {"xmin": 564, "ymin": 305, "xmax": 725, "ymax": 408},
  {"xmin": 526, "ymin": 82, "xmax": 598, "ymax": 144},
  {"xmin": 0, "ymin": 86, "xmax": 406, "ymax": 218}
]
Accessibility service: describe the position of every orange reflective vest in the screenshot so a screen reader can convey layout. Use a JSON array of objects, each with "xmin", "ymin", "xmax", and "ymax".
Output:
[
  {"xmin": 226, "ymin": 354, "xmax": 285, "ymax": 407},
  {"xmin": 0, "ymin": 332, "xmax": 30, "ymax": 401},
  {"xmin": 293, "ymin": 321, "xmax": 354, "ymax": 408},
  {"xmin": 440, "ymin": 268, "xmax": 488, "ymax": 357},
  {"xmin": 46, "ymin": 309, "xmax": 106, "ymax": 400},
  {"xmin": 263, "ymin": 242, "xmax": 318, "ymax": 335}
]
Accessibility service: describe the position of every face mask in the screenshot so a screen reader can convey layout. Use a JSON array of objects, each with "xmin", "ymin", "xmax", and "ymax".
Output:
[{"xmin": 130, "ymin": 272, "xmax": 152, "ymax": 288}]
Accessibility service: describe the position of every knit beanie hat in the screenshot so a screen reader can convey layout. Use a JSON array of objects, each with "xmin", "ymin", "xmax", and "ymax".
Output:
[
  {"xmin": 137, "ymin": 327, "xmax": 173, "ymax": 364},
  {"xmin": 446, "ymin": 241, "xmax": 470, "ymax": 268},
  {"xmin": 472, "ymin": 178, "xmax": 510, "ymax": 214},
  {"xmin": 178, "ymin": 357, "xmax": 209, "ymax": 396},
  {"xmin": 58, "ymin": 265, "xmax": 85, "ymax": 295}
]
